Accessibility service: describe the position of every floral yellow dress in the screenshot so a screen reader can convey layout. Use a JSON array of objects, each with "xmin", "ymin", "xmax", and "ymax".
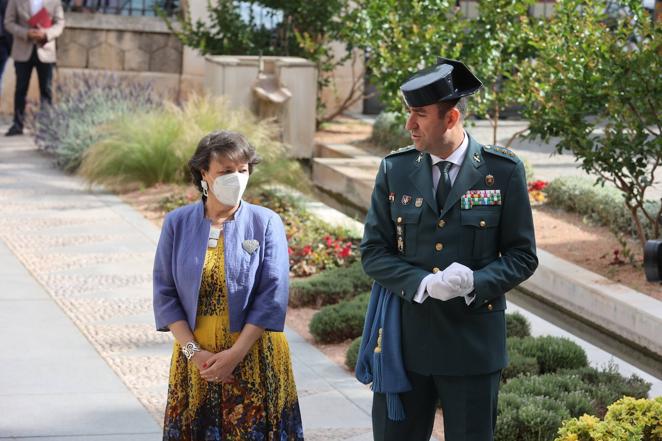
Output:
[{"xmin": 163, "ymin": 237, "xmax": 304, "ymax": 441}]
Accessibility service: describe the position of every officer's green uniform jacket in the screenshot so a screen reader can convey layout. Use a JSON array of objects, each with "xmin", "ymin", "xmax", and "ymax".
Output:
[{"xmin": 360, "ymin": 134, "xmax": 538, "ymax": 376}]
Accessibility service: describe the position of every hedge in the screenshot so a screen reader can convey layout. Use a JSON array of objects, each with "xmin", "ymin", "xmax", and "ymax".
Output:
[
  {"xmin": 496, "ymin": 393, "xmax": 571, "ymax": 441},
  {"xmin": 502, "ymin": 352, "xmax": 540, "ymax": 382},
  {"xmin": 555, "ymin": 396, "xmax": 662, "ymax": 441},
  {"xmin": 506, "ymin": 311, "xmax": 532, "ymax": 339},
  {"xmin": 289, "ymin": 261, "xmax": 372, "ymax": 307},
  {"xmin": 309, "ymin": 293, "xmax": 370, "ymax": 343},
  {"xmin": 544, "ymin": 176, "xmax": 660, "ymax": 239},
  {"xmin": 508, "ymin": 336, "xmax": 588, "ymax": 374}
]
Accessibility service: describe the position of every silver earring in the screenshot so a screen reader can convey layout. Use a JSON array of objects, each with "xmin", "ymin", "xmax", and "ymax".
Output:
[{"xmin": 201, "ymin": 180, "xmax": 209, "ymax": 197}]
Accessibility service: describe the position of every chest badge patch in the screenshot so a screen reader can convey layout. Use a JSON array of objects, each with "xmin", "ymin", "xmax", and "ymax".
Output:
[
  {"xmin": 401, "ymin": 195, "xmax": 412, "ymax": 205},
  {"xmin": 415, "ymin": 197, "xmax": 423, "ymax": 208},
  {"xmin": 388, "ymin": 192, "xmax": 395, "ymax": 203},
  {"xmin": 461, "ymin": 189, "xmax": 502, "ymax": 209},
  {"xmin": 485, "ymin": 174, "xmax": 495, "ymax": 186}
]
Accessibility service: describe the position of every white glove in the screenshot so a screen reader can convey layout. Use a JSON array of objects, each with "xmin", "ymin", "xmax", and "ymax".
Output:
[{"xmin": 426, "ymin": 262, "xmax": 474, "ymax": 301}]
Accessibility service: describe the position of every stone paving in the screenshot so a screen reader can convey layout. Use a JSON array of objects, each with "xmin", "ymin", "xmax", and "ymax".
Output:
[{"xmin": 0, "ymin": 129, "xmax": 375, "ymax": 440}]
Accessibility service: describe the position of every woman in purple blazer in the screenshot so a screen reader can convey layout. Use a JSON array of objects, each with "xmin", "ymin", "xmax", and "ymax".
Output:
[{"xmin": 153, "ymin": 130, "xmax": 304, "ymax": 440}]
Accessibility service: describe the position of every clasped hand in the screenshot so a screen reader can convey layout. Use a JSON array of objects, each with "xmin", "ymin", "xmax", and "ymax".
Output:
[
  {"xmin": 27, "ymin": 28, "xmax": 46, "ymax": 44},
  {"xmin": 192, "ymin": 349, "xmax": 241, "ymax": 383},
  {"xmin": 426, "ymin": 262, "xmax": 474, "ymax": 301}
]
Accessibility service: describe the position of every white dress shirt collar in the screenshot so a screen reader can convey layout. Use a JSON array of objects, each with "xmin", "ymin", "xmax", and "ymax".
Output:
[
  {"xmin": 430, "ymin": 131, "xmax": 469, "ymax": 168},
  {"xmin": 430, "ymin": 131, "xmax": 469, "ymax": 187},
  {"xmin": 31, "ymin": 0, "xmax": 44, "ymax": 16}
]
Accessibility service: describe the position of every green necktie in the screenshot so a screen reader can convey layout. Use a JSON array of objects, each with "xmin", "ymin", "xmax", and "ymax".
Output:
[{"xmin": 436, "ymin": 161, "xmax": 453, "ymax": 213}]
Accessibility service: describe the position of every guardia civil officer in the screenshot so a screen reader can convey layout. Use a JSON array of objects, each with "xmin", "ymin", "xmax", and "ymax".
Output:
[{"xmin": 360, "ymin": 58, "xmax": 538, "ymax": 441}]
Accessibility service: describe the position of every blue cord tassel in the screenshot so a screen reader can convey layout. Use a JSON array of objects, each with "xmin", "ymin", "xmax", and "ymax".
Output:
[
  {"xmin": 372, "ymin": 351, "xmax": 382, "ymax": 392},
  {"xmin": 386, "ymin": 393, "xmax": 406, "ymax": 421}
]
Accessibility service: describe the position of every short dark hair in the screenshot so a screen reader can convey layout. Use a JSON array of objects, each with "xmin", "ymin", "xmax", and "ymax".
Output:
[
  {"xmin": 437, "ymin": 97, "xmax": 467, "ymax": 120},
  {"xmin": 188, "ymin": 130, "xmax": 261, "ymax": 197}
]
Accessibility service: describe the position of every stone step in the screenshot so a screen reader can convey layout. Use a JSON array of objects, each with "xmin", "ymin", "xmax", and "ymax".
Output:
[
  {"xmin": 315, "ymin": 142, "xmax": 376, "ymax": 159},
  {"xmin": 312, "ymin": 157, "xmax": 381, "ymax": 209}
]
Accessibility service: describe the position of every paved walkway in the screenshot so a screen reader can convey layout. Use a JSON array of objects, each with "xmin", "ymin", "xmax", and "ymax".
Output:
[{"xmin": 0, "ymin": 129, "xmax": 374, "ymax": 440}]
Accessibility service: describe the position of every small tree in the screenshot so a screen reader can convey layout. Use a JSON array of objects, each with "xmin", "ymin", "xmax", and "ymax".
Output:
[
  {"xmin": 342, "ymin": 0, "xmax": 465, "ymax": 114},
  {"xmin": 518, "ymin": 0, "xmax": 661, "ymax": 245},
  {"xmin": 463, "ymin": 0, "xmax": 537, "ymax": 146},
  {"xmin": 343, "ymin": 0, "xmax": 538, "ymax": 146}
]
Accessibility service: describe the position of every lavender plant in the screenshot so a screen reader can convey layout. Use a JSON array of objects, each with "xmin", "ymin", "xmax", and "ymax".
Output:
[{"xmin": 31, "ymin": 73, "xmax": 160, "ymax": 172}]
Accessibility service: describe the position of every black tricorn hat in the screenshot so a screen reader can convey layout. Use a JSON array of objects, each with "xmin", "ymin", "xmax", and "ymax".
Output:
[{"xmin": 400, "ymin": 57, "xmax": 482, "ymax": 108}]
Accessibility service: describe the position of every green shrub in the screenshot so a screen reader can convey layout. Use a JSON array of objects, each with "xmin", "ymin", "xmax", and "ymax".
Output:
[
  {"xmin": 496, "ymin": 393, "xmax": 571, "ymax": 441},
  {"xmin": 345, "ymin": 336, "xmax": 362, "ymax": 371},
  {"xmin": 309, "ymin": 293, "xmax": 369, "ymax": 344},
  {"xmin": 502, "ymin": 352, "xmax": 539, "ymax": 382},
  {"xmin": 560, "ymin": 365, "xmax": 651, "ymax": 417},
  {"xmin": 555, "ymin": 396, "xmax": 662, "ymax": 441},
  {"xmin": 371, "ymin": 112, "xmax": 411, "ymax": 151},
  {"xmin": 290, "ymin": 261, "xmax": 372, "ymax": 307},
  {"xmin": 544, "ymin": 176, "xmax": 660, "ymax": 240},
  {"xmin": 32, "ymin": 73, "xmax": 160, "ymax": 172},
  {"xmin": 506, "ymin": 312, "xmax": 531, "ymax": 338},
  {"xmin": 508, "ymin": 336, "xmax": 588, "ymax": 374},
  {"xmin": 502, "ymin": 373, "xmax": 593, "ymax": 417},
  {"xmin": 79, "ymin": 95, "xmax": 308, "ymax": 190}
]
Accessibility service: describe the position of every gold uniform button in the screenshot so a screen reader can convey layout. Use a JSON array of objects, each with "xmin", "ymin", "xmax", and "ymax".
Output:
[
  {"xmin": 479, "ymin": 220, "xmax": 487, "ymax": 228},
  {"xmin": 397, "ymin": 217, "xmax": 403, "ymax": 224},
  {"xmin": 437, "ymin": 219, "xmax": 446, "ymax": 228},
  {"xmin": 435, "ymin": 243, "xmax": 443, "ymax": 251},
  {"xmin": 432, "ymin": 267, "xmax": 440, "ymax": 274},
  {"xmin": 487, "ymin": 304, "xmax": 493, "ymax": 311}
]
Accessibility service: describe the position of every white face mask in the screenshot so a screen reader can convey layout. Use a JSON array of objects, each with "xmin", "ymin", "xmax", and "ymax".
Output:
[{"xmin": 210, "ymin": 172, "xmax": 249, "ymax": 206}]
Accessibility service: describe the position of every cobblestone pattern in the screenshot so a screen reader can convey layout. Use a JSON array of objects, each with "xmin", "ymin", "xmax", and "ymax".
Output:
[{"xmin": 0, "ymin": 150, "xmax": 172, "ymax": 427}]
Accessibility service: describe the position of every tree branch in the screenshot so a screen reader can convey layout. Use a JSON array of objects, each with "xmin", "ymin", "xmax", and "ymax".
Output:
[{"xmin": 505, "ymin": 127, "xmax": 530, "ymax": 149}]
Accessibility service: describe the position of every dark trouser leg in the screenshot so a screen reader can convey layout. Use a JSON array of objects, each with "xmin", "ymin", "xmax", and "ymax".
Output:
[
  {"xmin": 13, "ymin": 49, "xmax": 37, "ymax": 130},
  {"xmin": 434, "ymin": 370, "xmax": 501, "ymax": 441},
  {"xmin": 372, "ymin": 371, "xmax": 437, "ymax": 441},
  {"xmin": 35, "ymin": 58, "xmax": 54, "ymax": 107},
  {"xmin": 0, "ymin": 39, "xmax": 10, "ymax": 91}
]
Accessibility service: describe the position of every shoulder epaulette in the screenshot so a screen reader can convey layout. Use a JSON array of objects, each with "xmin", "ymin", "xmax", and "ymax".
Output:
[
  {"xmin": 482, "ymin": 144, "xmax": 519, "ymax": 163},
  {"xmin": 385, "ymin": 145, "xmax": 416, "ymax": 158}
]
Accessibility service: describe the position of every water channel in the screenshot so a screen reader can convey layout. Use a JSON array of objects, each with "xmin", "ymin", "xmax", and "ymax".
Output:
[{"xmin": 508, "ymin": 289, "xmax": 662, "ymax": 398}]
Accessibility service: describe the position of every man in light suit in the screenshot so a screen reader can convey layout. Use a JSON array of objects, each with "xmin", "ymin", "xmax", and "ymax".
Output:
[
  {"xmin": 0, "ymin": 0, "xmax": 13, "ymax": 101},
  {"xmin": 3, "ymin": 0, "xmax": 64, "ymax": 136}
]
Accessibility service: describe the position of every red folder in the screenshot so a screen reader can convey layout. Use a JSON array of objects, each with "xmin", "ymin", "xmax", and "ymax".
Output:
[{"xmin": 27, "ymin": 7, "xmax": 52, "ymax": 29}]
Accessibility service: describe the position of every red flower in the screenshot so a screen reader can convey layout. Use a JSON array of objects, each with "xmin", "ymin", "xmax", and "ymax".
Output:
[
  {"xmin": 303, "ymin": 245, "xmax": 312, "ymax": 255},
  {"xmin": 339, "ymin": 244, "xmax": 352, "ymax": 258},
  {"xmin": 528, "ymin": 180, "xmax": 548, "ymax": 191},
  {"xmin": 288, "ymin": 247, "xmax": 293, "ymax": 255}
]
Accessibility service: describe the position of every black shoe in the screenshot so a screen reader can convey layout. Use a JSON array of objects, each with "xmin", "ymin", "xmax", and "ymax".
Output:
[{"xmin": 5, "ymin": 125, "xmax": 23, "ymax": 136}]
